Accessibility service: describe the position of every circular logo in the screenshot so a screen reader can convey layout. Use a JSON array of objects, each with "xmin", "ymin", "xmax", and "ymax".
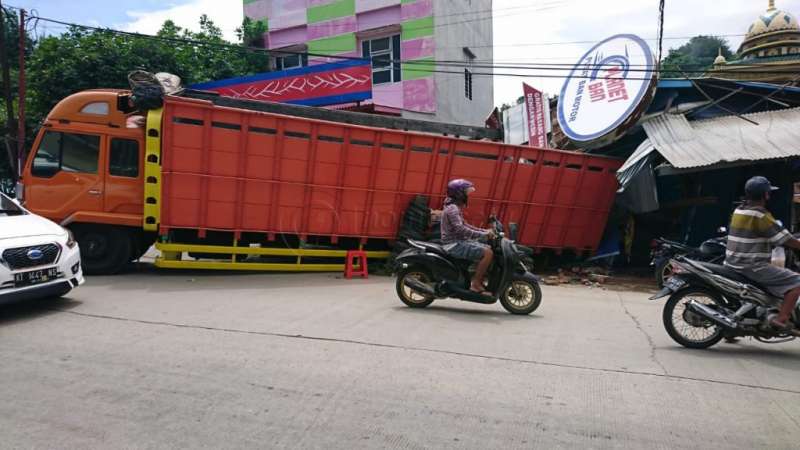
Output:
[
  {"xmin": 27, "ymin": 249, "xmax": 44, "ymax": 260},
  {"xmin": 557, "ymin": 34, "xmax": 656, "ymax": 144}
]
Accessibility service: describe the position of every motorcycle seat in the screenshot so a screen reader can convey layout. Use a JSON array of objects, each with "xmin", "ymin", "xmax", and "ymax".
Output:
[
  {"xmin": 693, "ymin": 261, "xmax": 750, "ymax": 284},
  {"xmin": 407, "ymin": 239, "xmax": 450, "ymax": 257},
  {"xmin": 692, "ymin": 261, "xmax": 772, "ymax": 292}
]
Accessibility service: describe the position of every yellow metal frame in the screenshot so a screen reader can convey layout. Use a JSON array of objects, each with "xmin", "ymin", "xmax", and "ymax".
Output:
[
  {"xmin": 154, "ymin": 242, "xmax": 390, "ymax": 272},
  {"xmin": 143, "ymin": 108, "xmax": 164, "ymax": 232}
]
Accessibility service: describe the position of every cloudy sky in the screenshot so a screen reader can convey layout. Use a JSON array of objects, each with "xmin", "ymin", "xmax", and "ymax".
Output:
[{"xmin": 11, "ymin": 0, "xmax": 800, "ymax": 105}]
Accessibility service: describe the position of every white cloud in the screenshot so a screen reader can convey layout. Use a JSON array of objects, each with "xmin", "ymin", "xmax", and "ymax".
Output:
[
  {"xmin": 493, "ymin": 0, "xmax": 800, "ymax": 105},
  {"xmin": 119, "ymin": 0, "xmax": 244, "ymax": 42}
]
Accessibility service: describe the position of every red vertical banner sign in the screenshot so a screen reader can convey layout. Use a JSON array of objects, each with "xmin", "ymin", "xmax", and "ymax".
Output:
[{"xmin": 523, "ymin": 83, "xmax": 548, "ymax": 148}]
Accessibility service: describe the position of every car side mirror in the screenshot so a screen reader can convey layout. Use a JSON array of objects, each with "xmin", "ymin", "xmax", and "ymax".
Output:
[
  {"xmin": 717, "ymin": 226, "xmax": 727, "ymax": 235},
  {"xmin": 508, "ymin": 223, "xmax": 519, "ymax": 241}
]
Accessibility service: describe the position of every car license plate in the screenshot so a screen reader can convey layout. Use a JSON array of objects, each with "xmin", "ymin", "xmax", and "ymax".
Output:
[{"xmin": 14, "ymin": 267, "xmax": 59, "ymax": 288}]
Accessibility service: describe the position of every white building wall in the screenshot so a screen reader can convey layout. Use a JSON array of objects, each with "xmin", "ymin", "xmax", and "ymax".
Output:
[{"xmin": 403, "ymin": 0, "xmax": 494, "ymax": 126}]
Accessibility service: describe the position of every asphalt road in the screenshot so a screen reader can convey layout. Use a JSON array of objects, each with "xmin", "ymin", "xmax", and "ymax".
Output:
[{"xmin": 2, "ymin": 269, "xmax": 800, "ymax": 449}]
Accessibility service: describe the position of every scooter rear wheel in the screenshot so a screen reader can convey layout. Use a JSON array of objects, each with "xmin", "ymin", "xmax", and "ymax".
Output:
[{"xmin": 396, "ymin": 268, "xmax": 435, "ymax": 308}]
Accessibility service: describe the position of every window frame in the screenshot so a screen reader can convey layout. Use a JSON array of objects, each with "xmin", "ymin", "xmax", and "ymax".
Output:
[
  {"xmin": 31, "ymin": 130, "xmax": 101, "ymax": 178},
  {"xmin": 362, "ymin": 34, "xmax": 401, "ymax": 85},
  {"xmin": 275, "ymin": 52, "xmax": 308, "ymax": 71},
  {"xmin": 108, "ymin": 138, "xmax": 141, "ymax": 179}
]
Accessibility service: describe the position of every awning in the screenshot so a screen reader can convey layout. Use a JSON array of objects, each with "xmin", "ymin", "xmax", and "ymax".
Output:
[{"xmin": 641, "ymin": 107, "xmax": 800, "ymax": 169}]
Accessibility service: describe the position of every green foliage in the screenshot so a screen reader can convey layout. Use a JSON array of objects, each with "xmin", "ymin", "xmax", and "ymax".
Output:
[
  {"xmin": 1, "ymin": 13, "xmax": 270, "ymax": 179},
  {"xmin": 661, "ymin": 35, "xmax": 734, "ymax": 78},
  {"xmin": 26, "ymin": 15, "xmax": 270, "ymax": 129}
]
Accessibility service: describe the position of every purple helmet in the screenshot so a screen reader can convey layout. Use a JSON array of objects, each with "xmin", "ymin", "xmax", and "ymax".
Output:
[{"xmin": 447, "ymin": 179, "xmax": 475, "ymax": 204}]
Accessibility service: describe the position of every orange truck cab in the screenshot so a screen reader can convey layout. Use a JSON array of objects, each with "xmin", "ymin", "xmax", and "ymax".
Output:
[{"xmin": 19, "ymin": 90, "xmax": 155, "ymax": 274}]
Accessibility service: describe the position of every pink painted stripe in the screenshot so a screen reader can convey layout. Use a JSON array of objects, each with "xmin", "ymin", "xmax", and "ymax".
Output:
[
  {"xmin": 401, "ymin": 0, "xmax": 432, "ymax": 21},
  {"xmin": 356, "ymin": 0, "xmax": 400, "ymax": 13},
  {"xmin": 308, "ymin": 16, "xmax": 357, "ymax": 40},
  {"xmin": 244, "ymin": 0, "xmax": 270, "ymax": 19},
  {"xmin": 269, "ymin": 26, "xmax": 308, "ymax": 49},
  {"xmin": 400, "ymin": 37, "xmax": 434, "ymax": 60},
  {"xmin": 357, "ymin": 5, "xmax": 401, "ymax": 31},
  {"xmin": 373, "ymin": 82, "xmax": 404, "ymax": 109},
  {"xmin": 403, "ymin": 77, "xmax": 436, "ymax": 113},
  {"xmin": 269, "ymin": 7, "xmax": 307, "ymax": 30},
  {"xmin": 270, "ymin": 0, "xmax": 306, "ymax": 12}
]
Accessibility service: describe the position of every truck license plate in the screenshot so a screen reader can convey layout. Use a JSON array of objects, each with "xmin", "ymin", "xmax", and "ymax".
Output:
[{"xmin": 14, "ymin": 267, "xmax": 59, "ymax": 288}]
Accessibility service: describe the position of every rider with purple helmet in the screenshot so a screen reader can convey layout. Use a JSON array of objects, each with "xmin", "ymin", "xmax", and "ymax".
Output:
[{"xmin": 441, "ymin": 179, "xmax": 495, "ymax": 294}]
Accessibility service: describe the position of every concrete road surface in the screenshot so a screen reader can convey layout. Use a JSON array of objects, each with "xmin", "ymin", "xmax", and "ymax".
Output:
[{"xmin": 1, "ymin": 269, "xmax": 800, "ymax": 449}]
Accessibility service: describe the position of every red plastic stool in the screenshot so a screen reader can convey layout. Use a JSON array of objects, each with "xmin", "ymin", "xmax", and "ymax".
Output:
[{"xmin": 345, "ymin": 250, "xmax": 369, "ymax": 279}]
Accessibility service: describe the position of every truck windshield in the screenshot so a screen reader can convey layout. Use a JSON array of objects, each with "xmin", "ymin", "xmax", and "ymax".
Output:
[{"xmin": 0, "ymin": 193, "xmax": 25, "ymax": 216}]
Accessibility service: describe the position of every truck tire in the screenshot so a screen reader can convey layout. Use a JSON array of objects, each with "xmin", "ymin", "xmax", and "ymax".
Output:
[{"xmin": 73, "ymin": 225, "xmax": 132, "ymax": 275}]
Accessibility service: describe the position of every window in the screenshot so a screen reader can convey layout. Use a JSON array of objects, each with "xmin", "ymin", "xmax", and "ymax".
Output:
[
  {"xmin": 362, "ymin": 35, "xmax": 401, "ymax": 85},
  {"xmin": 465, "ymin": 69, "xmax": 473, "ymax": 101},
  {"xmin": 463, "ymin": 47, "xmax": 475, "ymax": 101},
  {"xmin": 32, "ymin": 131, "xmax": 100, "ymax": 178},
  {"xmin": 275, "ymin": 53, "xmax": 308, "ymax": 71},
  {"xmin": 80, "ymin": 102, "xmax": 109, "ymax": 115},
  {"xmin": 109, "ymin": 138, "xmax": 140, "ymax": 178}
]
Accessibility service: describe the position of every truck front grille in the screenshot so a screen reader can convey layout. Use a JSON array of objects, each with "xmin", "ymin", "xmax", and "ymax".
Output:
[{"xmin": 2, "ymin": 244, "xmax": 60, "ymax": 270}]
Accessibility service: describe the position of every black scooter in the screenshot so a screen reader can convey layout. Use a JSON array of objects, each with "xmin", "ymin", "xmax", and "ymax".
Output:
[{"xmin": 393, "ymin": 217, "xmax": 543, "ymax": 315}]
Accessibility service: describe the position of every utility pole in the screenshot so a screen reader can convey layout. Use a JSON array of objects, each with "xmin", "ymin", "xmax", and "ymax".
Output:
[
  {"xmin": 16, "ymin": 7, "xmax": 23, "ymax": 178},
  {"xmin": 0, "ymin": 1, "xmax": 16, "ymax": 179}
]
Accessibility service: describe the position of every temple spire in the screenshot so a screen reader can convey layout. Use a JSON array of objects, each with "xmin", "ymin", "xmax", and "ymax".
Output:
[{"xmin": 769, "ymin": 0, "xmax": 776, "ymax": 11}]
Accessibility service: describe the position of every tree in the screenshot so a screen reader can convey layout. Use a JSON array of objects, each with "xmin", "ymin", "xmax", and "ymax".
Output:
[
  {"xmin": 661, "ymin": 35, "xmax": 734, "ymax": 78},
  {"xmin": 25, "ymin": 16, "xmax": 270, "ymax": 130}
]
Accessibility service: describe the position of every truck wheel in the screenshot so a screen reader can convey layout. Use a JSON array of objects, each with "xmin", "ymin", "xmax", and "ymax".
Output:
[{"xmin": 73, "ymin": 226, "xmax": 132, "ymax": 275}]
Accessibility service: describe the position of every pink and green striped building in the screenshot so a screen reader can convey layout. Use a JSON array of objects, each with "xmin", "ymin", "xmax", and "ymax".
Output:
[{"xmin": 242, "ymin": 0, "xmax": 494, "ymax": 126}]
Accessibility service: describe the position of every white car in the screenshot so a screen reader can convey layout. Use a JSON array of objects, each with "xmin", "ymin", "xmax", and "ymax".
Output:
[{"xmin": 0, "ymin": 192, "xmax": 84, "ymax": 305}]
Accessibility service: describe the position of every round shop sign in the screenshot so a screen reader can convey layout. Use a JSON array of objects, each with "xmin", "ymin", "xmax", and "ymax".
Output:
[{"xmin": 557, "ymin": 34, "xmax": 656, "ymax": 145}]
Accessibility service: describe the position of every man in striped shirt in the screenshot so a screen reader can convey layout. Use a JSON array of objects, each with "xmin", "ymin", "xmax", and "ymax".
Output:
[{"xmin": 725, "ymin": 177, "xmax": 800, "ymax": 331}]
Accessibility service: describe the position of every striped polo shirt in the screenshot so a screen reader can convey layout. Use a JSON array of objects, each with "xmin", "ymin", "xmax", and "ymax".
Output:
[{"xmin": 725, "ymin": 205, "xmax": 792, "ymax": 269}]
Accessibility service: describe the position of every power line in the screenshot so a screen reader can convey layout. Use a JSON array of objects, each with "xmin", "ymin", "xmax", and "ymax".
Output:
[{"xmin": 8, "ymin": 10, "xmax": 800, "ymax": 81}]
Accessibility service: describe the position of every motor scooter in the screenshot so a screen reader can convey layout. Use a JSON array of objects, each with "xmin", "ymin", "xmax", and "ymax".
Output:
[{"xmin": 393, "ymin": 217, "xmax": 542, "ymax": 315}]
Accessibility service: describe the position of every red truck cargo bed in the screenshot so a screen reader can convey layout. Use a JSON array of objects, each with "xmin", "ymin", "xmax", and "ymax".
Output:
[{"xmin": 159, "ymin": 96, "xmax": 621, "ymax": 251}]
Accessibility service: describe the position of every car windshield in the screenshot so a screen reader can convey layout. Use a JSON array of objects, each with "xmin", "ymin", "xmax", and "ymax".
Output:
[{"xmin": 0, "ymin": 193, "xmax": 25, "ymax": 216}]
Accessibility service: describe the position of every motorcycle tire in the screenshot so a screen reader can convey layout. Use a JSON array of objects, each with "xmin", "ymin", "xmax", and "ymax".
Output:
[
  {"xmin": 395, "ymin": 267, "xmax": 436, "ymax": 308},
  {"xmin": 499, "ymin": 276, "xmax": 542, "ymax": 315},
  {"xmin": 662, "ymin": 288, "xmax": 724, "ymax": 349},
  {"xmin": 654, "ymin": 258, "xmax": 674, "ymax": 289}
]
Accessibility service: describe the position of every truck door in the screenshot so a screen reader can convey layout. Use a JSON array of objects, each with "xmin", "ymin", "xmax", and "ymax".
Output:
[
  {"xmin": 26, "ymin": 130, "xmax": 105, "ymax": 222},
  {"xmin": 104, "ymin": 137, "xmax": 143, "ymax": 215}
]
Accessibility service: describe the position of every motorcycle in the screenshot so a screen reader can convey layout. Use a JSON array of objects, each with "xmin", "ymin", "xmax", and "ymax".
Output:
[
  {"xmin": 650, "ymin": 255, "xmax": 800, "ymax": 349},
  {"xmin": 651, "ymin": 231, "xmax": 727, "ymax": 288},
  {"xmin": 393, "ymin": 217, "xmax": 542, "ymax": 315}
]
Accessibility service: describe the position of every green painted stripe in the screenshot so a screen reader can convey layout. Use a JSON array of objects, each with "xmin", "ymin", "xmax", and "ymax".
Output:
[
  {"xmin": 401, "ymin": 16, "xmax": 434, "ymax": 40},
  {"xmin": 308, "ymin": 33, "xmax": 356, "ymax": 55},
  {"xmin": 402, "ymin": 57, "xmax": 435, "ymax": 80},
  {"xmin": 243, "ymin": 0, "xmax": 259, "ymax": 5},
  {"xmin": 307, "ymin": 0, "xmax": 355, "ymax": 24},
  {"xmin": 400, "ymin": 0, "xmax": 419, "ymax": 3}
]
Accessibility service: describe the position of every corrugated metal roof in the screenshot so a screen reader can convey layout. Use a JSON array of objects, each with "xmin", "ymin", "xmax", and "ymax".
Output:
[{"xmin": 641, "ymin": 108, "xmax": 800, "ymax": 169}]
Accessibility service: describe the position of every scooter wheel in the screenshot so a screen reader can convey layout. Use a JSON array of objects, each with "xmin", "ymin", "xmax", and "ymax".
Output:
[
  {"xmin": 396, "ymin": 268, "xmax": 435, "ymax": 308},
  {"xmin": 500, "ymin": 278, "xmax": 542, "ymax": 315}
]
